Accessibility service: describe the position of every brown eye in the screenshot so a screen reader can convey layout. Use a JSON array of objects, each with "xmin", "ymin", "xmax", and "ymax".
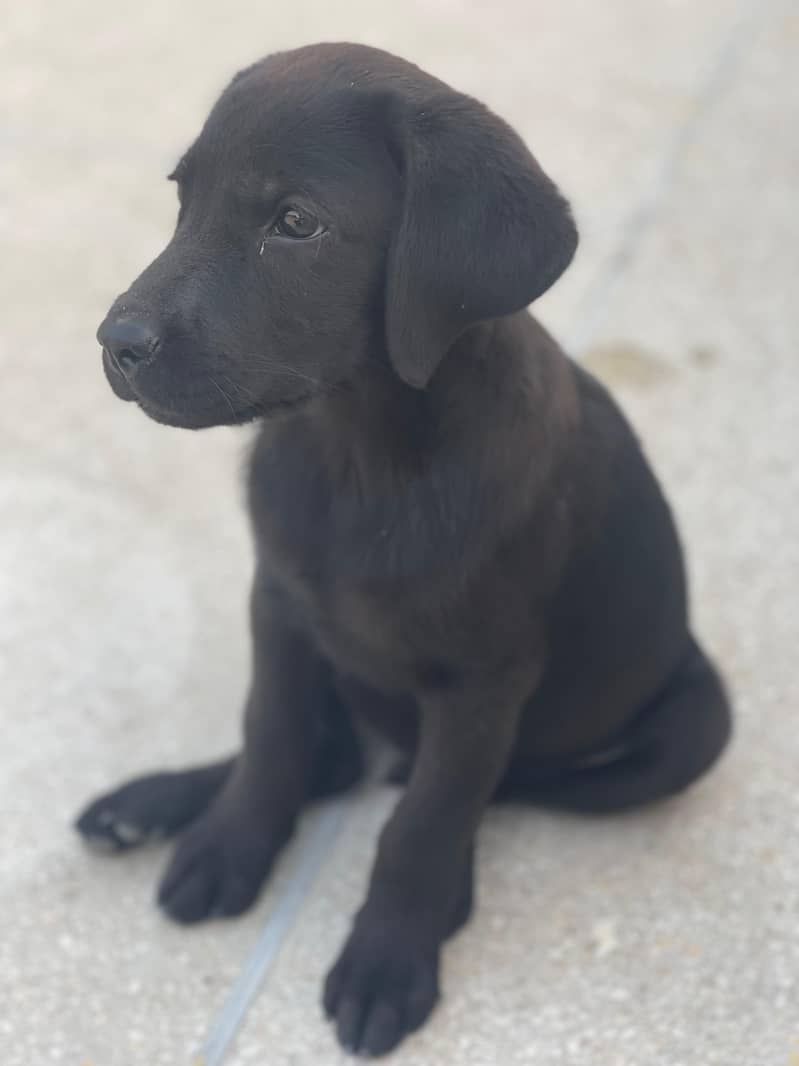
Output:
[{"xmin": 275, "ymin": 207, "xmax": 321, "ymax": 239}]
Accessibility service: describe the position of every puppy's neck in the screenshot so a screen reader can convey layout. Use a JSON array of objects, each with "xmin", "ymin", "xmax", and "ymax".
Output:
[
  {"xmin": 312, "ymin": 313, "xmax": 575, "ymax": 476},
  {"xmin": 251, "ymin": 312, "xmax": 579, "ymax": 577}
]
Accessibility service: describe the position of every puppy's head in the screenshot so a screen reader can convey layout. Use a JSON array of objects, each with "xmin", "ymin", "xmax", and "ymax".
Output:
[{"xmin": 98, "ymin": 43, "xmax": 577, "ymax": 429}]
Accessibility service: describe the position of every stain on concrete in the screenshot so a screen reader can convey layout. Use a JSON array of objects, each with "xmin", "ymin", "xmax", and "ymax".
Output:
[
  {"xmin": 691, "ymin": 343, "xmax": 719, "ymax": 367},
  {"xmin": 582, "ymin": 340, "xmax": 676, "ymax": 388}
]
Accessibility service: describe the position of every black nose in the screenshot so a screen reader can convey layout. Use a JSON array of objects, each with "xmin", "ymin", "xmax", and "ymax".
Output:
[{"xmin": 97, "ymin": 316, "xmax": 161, "ymax": 372}]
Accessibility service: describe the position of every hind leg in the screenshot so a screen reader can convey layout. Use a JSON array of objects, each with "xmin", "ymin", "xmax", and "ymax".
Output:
[
  {"xmin": 75, "ymin": 758, "xmax": 235, "ymax": 849},
  {"xmin": 75, "ymin": 691, "xmax": 363, "ymax": 852},
  {"xmin": 496, "ymin": 639, "xmax": 731, "ymax": 813}
]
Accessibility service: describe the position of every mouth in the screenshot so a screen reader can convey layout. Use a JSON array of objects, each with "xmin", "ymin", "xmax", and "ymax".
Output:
[{"xmin": 101, "ymin": 346, "xmax": 315, "ymax": 428}]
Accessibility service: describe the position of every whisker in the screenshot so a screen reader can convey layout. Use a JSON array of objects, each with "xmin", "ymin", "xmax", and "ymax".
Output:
[
  {"xmin": 207, "ymin": 374, "xmax": 239, "ymax": 423},
  {"xmin": 211, "ymin": 361, "xmax": 350, "ymax": 417},
  {"xmin": 219, "ymin": 373, "xmax": 265, "ymax": 411},
  {"xmin": 238, "ymin": 360, "xmax": 323, "ymax": 386}
]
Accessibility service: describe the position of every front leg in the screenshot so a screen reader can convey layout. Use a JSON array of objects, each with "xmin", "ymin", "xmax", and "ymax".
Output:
[
  {"xmin": 157, "ymin": 574, "xmax": 335, "ymax": 923},
  {"xmin": 324, "ymin": 670, "xmax": 535, "ymax": 1056}
]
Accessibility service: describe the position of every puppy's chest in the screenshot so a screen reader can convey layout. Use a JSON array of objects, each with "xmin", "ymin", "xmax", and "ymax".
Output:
[
  {"xmin": 249, "ymin": 423, "xmax": 446, "ymax": 581},
  {"xmin": 259, "ymin": 505, "xmax": 421, "ymax": 684},
  {"xmin": 250, "ymin": 444, "xmax": 379, "ymax": 577},
  {"xmin": 248, "ymin": 435, "xmax": 462, "ymax": 681}
]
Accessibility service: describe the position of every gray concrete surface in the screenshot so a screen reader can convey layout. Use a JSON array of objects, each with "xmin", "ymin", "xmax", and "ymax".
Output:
[{"xmin": 1, "ymin": 1, "xmax": 797, "ymax": 1064}]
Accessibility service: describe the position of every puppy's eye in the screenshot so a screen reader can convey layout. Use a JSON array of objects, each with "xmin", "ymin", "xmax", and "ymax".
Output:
[{"xmin": 275, "ymin": 207, "xmax": 322, "ymax": 240}]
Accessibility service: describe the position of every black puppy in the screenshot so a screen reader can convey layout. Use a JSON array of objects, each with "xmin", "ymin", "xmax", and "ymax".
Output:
[{"xmin": 77, "ymin": 43, "xmax": 731, "ymax": 1057}]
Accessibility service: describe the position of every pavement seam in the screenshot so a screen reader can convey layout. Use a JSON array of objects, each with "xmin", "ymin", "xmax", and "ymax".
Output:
[
  {"xmin": 197, "ymin": 800, "xmax": 350, "ymax": 1066},
  {"xmin": 564, "ymin": 0, "xmax": 771, "ymax": 354}
]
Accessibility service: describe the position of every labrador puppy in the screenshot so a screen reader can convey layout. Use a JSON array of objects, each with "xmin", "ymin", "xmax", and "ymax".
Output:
[{"xmin": 77, "ymin": 43, "xmax": 731, "ymax": 1057}]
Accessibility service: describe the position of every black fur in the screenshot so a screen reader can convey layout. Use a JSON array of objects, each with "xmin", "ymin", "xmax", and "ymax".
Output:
[{"xmin": 79, "ymin": 43, "xmax": 731, "ymax": 1058}]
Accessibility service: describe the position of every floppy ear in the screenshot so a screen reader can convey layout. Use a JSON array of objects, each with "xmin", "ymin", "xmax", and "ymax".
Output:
[{"xmin": 384, "ymin": 93, "xmax": 578, "ymax": 388}]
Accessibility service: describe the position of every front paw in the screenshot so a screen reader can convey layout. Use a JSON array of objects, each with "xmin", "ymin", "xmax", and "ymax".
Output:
[
  {"xmin": 157, "ymin": 810, "xmax": 290, "ymax": 924},
  {"xmin": 323, "ymin": 915, "xmax": 441, "ymax": 1057}
]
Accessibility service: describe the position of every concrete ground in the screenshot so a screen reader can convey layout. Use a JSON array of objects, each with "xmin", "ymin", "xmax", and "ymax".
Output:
[{"xmin": 1, "ymin": 0, "xmax": 797, "ymax": 1063}]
